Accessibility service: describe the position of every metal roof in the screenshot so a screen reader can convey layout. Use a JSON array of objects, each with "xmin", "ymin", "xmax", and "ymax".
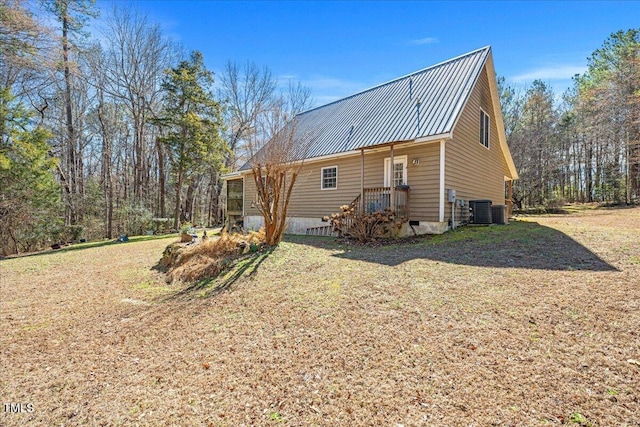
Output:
[{"xmin": 241, "ymin": 46, "xmax": 491, "ymax": 170}]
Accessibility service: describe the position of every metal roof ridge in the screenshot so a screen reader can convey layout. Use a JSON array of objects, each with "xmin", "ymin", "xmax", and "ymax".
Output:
[{"xmin": 296, "ymin": 46, "xmax": 492, "ymax": 117}]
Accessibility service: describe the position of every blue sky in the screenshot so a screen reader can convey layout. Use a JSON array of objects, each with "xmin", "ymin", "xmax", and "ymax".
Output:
[{"xmin": 96, "ymin": 1, "xmax": 639, "ymax": 106}]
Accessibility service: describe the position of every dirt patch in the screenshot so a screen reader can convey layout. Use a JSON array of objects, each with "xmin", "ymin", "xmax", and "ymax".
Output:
[{"xmin": 1, "ymin": 208, "xmax": 639, "ymax": 426}]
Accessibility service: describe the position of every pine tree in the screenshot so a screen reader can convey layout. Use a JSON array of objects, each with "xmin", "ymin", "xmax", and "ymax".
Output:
[
  {"xmin": 0, "ymin": 89, "xmax": 61, "ymax": 254},
  {"xmin": 154, "ymin": 51, "xmax": 227, "ymax": 230}
]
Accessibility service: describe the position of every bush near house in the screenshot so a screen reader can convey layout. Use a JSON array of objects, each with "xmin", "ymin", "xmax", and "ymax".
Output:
[{"xmin": 324, "ymin": 204, "xmax": 407, "ymax": 243}]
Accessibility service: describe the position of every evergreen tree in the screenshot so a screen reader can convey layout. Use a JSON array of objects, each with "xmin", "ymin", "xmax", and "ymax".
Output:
[
  {"xmin": 0, "ymin": 89, "xmax": 61, "ymax": 255},
  {"xmin": 574, "ymin": 29, "xmax": 640, "ymax": 203},
  {"xmin": 154, "ymin": 51, "xmax": 227, "ymax": 230}
]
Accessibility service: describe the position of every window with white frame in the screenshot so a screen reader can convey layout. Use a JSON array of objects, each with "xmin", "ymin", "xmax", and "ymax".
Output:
[
  {"xmin": 384, "ymin": 155, "xmax": 408, "ymax": 187},
  {"xmin": 321, "ymin": 166, "xmax": 338, "ymax": 190},
  {"xmin": 480, "ymin": 109, "xmax": 490, "ymax": 148}
]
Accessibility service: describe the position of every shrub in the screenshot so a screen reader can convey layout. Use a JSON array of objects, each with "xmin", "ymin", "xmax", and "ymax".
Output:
[
  {"xmin": 179, "ymin": 221, "xmax": 193, "ymax": 234},
  {"xmin": 115, "ymin": 204, "xmax": 153, "ymax": 236},
  {"xmin": 63, "ymin": 225, "xmax": 84, "ymax": 243},
  {"xmin": 151, "ymin": 218, "xmax": 170, "ymax": 234},
  {"xmin": 324, "ymin": 204, "xmax": 407, "ymax": 243},
  {"xmin": 546, "ymin": 198, "xmax": 566, "ymax": 209}
]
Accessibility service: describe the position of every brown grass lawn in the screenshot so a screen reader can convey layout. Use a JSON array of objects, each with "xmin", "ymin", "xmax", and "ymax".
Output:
[{"xmin": 1, "ymin": 207, "xmax": 639, "ymax": 426}]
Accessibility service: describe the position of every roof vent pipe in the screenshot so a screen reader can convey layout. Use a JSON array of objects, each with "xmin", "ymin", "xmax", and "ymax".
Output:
[
  {"xmin": 344, "ymin": 124, "xmax": 355, "ymax": 150},
  {"xmin": 416, "ymin": 98, "xmax": 421, "ymax": 134},
  {"xmin": 409, "ymin": 78, "xmax": 413, "ymax": 100}
]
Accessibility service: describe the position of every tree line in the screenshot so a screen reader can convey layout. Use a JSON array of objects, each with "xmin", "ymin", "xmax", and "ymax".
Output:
[
  {"xmin": 500, "ymin": 29, "xmax": 640, "ymax": 209},
  {"xmin": 0, "ymin": 0, "xmax": 310, "ymax": 255}
]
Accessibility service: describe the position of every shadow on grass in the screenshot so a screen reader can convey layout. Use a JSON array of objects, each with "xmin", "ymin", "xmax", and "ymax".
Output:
[
  {"xmin": 288, "ymin": 220, "xmax": 617, "ymax": 271},
  {"xmin": 4, "ymin": 233, "xmax": 178, "ymax": 260},
  {"xmin": 164, "ymin": 246, "xmax": 276, "ymax": 300}
]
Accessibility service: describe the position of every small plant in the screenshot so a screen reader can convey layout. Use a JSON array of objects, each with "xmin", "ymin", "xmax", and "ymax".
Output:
[
  {"xmin": 151, "ymin": 217, "xmax": 170, "ymax": 234},
  {"xmin": 569, "ymin": 412, "xmax": 592, "ymax": 426},
  {"xmin": 268, "ymin": 411, "xmax": 284, "ymax": 422},
  {"xmin": 64, "ymin": 225, "xmax": 84, "ymax": 242}
]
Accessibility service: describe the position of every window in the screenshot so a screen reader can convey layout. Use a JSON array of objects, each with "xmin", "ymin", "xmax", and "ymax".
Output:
[
  {"xmin": 321, "ymin": 166, "xmax": 338, "ymax": 190},
  {"xmin": 226, "ymin": 179, "xmax": 244, "ymax": 214},
  {"xmin": 480, "ymin": 109, "xmax": 490, "ymax": 148},
  {"xmin": 384, "ymin": 155, "xmax": 408, "ymax": 187}
]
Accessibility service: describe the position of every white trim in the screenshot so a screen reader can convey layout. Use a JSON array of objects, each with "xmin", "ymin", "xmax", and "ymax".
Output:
[
  {"xmin": 222, "ymin": 171, "xmax": 243, "ymax": 179},
  {"xmin": 439, "ymin": 140, "xmax": 445, "ymax": 222},
  {"xmin": 480, "ymin": 108, "xmax": 490, "ymax": 150},
  {"xmin": 414, "ymin": 133, "xmax": 452, "ymax": 144},
  {"xmin": 383, "ymin": 155, "xmax": 408, "ymax": 187},
  {"xmin": 447, "ymin": 50, "xmax": 490, "ymax": 138},
  {"xmin": 242, "ymin": 175, "xmax": 245, "ymax": 217},
  {"xmin": 320, "ymin": 165, "xmax": 338, "ymax": 190},
  {"xmin": 484, "ymin": 51, "xmax": 519, "ymax": 179}
]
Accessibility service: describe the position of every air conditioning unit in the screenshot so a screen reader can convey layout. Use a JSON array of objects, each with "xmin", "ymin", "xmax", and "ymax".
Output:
[
  {"xmin": 469, "ymin": 200, "xmax": 492, "ymax": 224},
  {"xmin": 491, "ymin": 204, "xmax": 508, "ymax": 225}
]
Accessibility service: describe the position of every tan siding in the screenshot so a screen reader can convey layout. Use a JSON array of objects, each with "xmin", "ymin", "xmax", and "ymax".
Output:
[
  {"xmin": 447, "ymin": 65, "xmax": 507, "ymax": 223},
  {"xmin": 244, "ymin": 175, "xmax": 258, "ymax": 216},
  {"xmin": 244, "ymin": 143, "xmax": 441, "ymax": 222}
]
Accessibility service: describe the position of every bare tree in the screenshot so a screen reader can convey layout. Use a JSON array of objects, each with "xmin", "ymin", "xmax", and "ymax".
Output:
[
  {"xmin": 248, "ymin": 119, "xmax": 304, "ymax": 245},
  {"xmin": 99, "ymin": 5, "xmax": 173, "ymax": 207},
  {"xmin": 43, "ymin": 0, "xmax": 98, "ymax": 224},
  {"xmin": 247, "ymin": 86, "xmax": 313, "ymax": 245},
  {"xmin": 218, "ymin": 61, "xmax": 277, "ymax": 169},
  {"xmin": 0, "ymin": 0, "xmax": 52, "ymax": 92}
]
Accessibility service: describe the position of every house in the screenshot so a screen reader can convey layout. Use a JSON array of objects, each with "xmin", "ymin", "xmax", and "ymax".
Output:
[{"xmin": 223, "ymin": 46, "xmax": 518, "ymax": 235}]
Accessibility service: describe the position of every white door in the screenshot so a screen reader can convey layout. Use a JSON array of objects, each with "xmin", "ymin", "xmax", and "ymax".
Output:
[{"xmin": 384, "ymin": 155, "xmax": 408, "ymax": 187}]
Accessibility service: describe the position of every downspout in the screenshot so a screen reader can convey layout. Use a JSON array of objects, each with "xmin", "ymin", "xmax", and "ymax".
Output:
[
  {"xmin": 390, "ymin": 143, "xmax": 395, "ymax": 210},
  {"xmin": 507, "ymin": 179, "xmax": 513, "ymax": 217},
  {"xmin": 439, "ymin": 140, "xmax": 445, "ymax": 223},
  {"xmin": 360, "ymin": 149, "xmax": 365, "ymax": 212},
  {"xmin": 451, "ymin": 198, "xmax": 455, "ymax": 230}
]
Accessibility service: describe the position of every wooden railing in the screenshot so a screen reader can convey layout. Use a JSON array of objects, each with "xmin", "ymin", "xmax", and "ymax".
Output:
[{"xmin": 362, "ymin": 186, "xmax": 410, "ymax": 218}]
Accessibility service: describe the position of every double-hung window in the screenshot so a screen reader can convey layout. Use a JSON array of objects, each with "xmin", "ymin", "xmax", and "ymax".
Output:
[{"xmin": 321, "ymin": 166, "xmax": 338, "ymax": 190}]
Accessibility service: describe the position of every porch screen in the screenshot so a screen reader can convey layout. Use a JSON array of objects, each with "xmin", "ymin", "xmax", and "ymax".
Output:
[{"xmin": 227, "ymin": 179, "xmax": 243, "ymax": 214}]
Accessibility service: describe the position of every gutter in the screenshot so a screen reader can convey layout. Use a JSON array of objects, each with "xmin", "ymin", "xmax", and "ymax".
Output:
[{"xmin": 221, "ymin": 171, "xmax": 244, "ymax": 180}]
